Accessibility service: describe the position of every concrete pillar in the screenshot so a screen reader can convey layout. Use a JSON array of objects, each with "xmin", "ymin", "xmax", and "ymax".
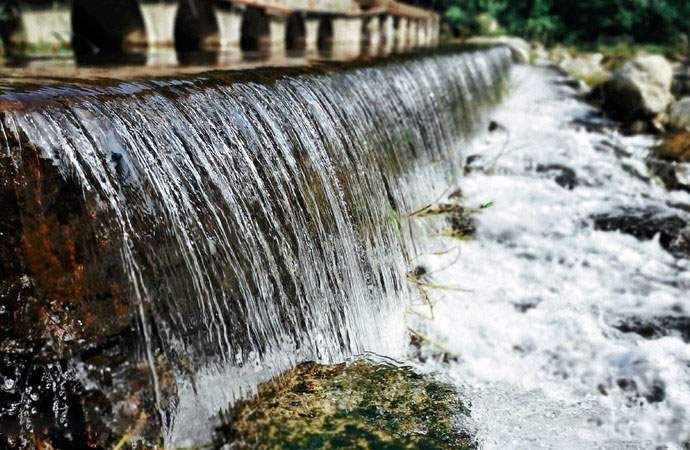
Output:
[
  {"xmin": 362, "ymin": 16, "xmax": 381, "ymax": 52},
  {"xmin": 381, "ymin": 15, "xmax": 394, "ymax": 53},
  {"xmin": 138, "ymin": 1, "xmax": 179, "ymax": 47},
  {"xmin": 332, "ymin": 16, "xmax": 361, "ymax": 58},
  {"xmin": 16, "ymin": 3, "xmax": 72, "ymax": 51},
  {"xmin": 395, "ymin": 17, "xmax": 407, "ymax": 51},
  {"xmin": 417, "ymin": 20, "xmax": 426, "ymax": 47},
  {"xmin": 432, "ymin": 17, "xmax": 440, "ymax": 45},
  {"xmin": 407, "ymin": 19, "xmax": 417, "ymax": 48},
  {"xmin": 214, "ymin": 7, "xmax": 242, "ymax": 51},
  {"xmin": 305, "ymin": 17, "xmax": 320, "ymax": 52},
  {"xmin": 268, "ymin": 14, "xmax": 287, "ymax": 53}
]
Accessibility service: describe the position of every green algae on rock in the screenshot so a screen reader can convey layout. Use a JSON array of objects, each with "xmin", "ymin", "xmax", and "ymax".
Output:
[{"xmin": 214, "ymin": 358, "xmax": 475, "ymax": 450}]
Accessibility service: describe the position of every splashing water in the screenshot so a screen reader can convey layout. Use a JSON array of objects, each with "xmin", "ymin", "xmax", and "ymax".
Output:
[
  {"xmin": 1, "ymin": 48, "xmax": 512, "ymax": 445},
  {"xmin": 413, "ymin": 66, "xmax": 690, "ymax": 449}
]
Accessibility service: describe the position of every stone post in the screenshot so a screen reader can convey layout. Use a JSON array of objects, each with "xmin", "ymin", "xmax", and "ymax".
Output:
[
  {"xmin": 138, "ymin": 1, "xmax": 179, "ymax": 47},
  {"xmin": 396, "ymin": 17, "xmax": 407, "ymax": 51},
  {"xmin": 417, "ymin": 20, "xmax": 426, "ymax": 47},
  {"xmin": 214, "ymin": 5, "xmax": 243, "ymax": 51},
  {"xmin": 381, "ymin": 15, "xmax": 394, "ymax": 53},
  {"xmin": 15, "ymin": 3, "xmax": 72, "ymax": 51},
  {"xmin": 332, "ymin": 16, "xmax": 361, "ymax": 58},
  {"xmin": 363, "ymin": 16, "xmax": 381, "ymax": 52},
  {"xmin": 305, "ymin": 16, "xmax": 320, "ymax": 52},
  {"xmin": 407, "ymin": 19, "xmax": 417, "ymax": 48},
  {"xmin": 429, "ymin": 17, "xmax": 439, "ymax": 45},
  {"xmin": 268, "ymin": 14, "xmax": 287, "ymax": 54}
]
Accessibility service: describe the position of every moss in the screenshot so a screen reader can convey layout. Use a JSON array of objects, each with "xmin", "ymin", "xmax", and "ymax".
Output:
[{"xmin": 214, "ymin": 359, "xmax": 475, "ymax": 450}]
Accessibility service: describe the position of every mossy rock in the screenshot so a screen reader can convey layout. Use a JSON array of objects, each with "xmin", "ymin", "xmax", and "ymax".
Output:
[
  {"xmin": 655, "ymin": 131, "xmax": 690, "ymax": 162},
  {"xmin": 214, "ymin": 358, "xmax": 475, "ymax": 450}
]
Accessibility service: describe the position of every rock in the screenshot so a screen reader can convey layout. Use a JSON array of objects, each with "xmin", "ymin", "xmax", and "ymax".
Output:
[
  {"xmin": 465, "ymin": 36, "xmax": 530, "ymax": 64},
  {"xmin": 599, "ymin": 55, "xmax": 674, "ymax": 120},
  {"xmin": 648, "ymin": 131, "xmax": 690, "ymax": 193},
  {"xmin": 613, "ymin": 315, "xmax": 690, "ymax": 343},
  {"xmin": 0, "ymin": 128, "xmax": 166, "ymax": 449},
  {"xmin": 668, "ymin": 97, "xmax": 690, "ymax": 131},
  {"xmin": 475, "ymin": 13, "xmax": 499, "ymax": 35},
  {"xmin": 530, "ymin": 42, "xmax": 550, "ymax": 65},
  {"xmin": 536, "ymin": 164, "xmax": 578, "ymax": 190},
  {"xmin": 647, "ymin": 157, "xmax": 690, "ymax": 193},
  {"xmin": 655, "ymin": 131, "xmax": 690, "ymax": 162},
  {"xmin": 672, "ymin": 61, "xmax": 690, "ymax": 97},
  {"xmin": 670, "ymin": 226, "xmax": 690, "ymax": 256},
  {"xmin": 214, "ymin": 358, "xmax": 475, "ymax": 449},
  {"xmin": 592, "ymin": 208, "xmax": 688, "ymax": 254},
  {"xmin": 559, "ymin": 53, "xmax": 611, "ymax": 87},
  {"xmin": 548, "ymin": 45, "xmax": 572, "ymax": 65}
]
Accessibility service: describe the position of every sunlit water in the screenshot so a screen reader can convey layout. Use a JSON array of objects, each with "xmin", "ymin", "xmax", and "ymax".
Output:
[{"xmin": 411, "ymin": 66, "xmax": 690, "ymax": 449}]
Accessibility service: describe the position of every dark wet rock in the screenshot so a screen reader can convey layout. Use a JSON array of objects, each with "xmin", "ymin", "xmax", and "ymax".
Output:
[
  {"xmin": 648, "ymin": 131, "xmax": 690, "ymax": 193},
  {"xmin": 512, "ymin": 300, "xmax": 539, "ymax": 313},
  {"xmin": 592, "ymin": 208, "xmax": 688, "ymax": 252},
  {"xmin": 599, "ymin": 377, "xmax": 667, "ymax": 406},
  {"xmin": 214, "ymin": 358, "xmax": 475, "ymax": 450},
  {"xmin": 647, "ymin": 157, "xmax": 690, "ymax": 193},
  {"xmin": 488, "ymin": 120, "xmax": 507, "ymax": 133},
  {"xmin": 669, "ymin": 226, "xmax": 690, "ymax": 256},
  {"xmin": 672, "ymin": 61, "xmax": 690, "ymax": 98},
  {"xmin": 613, "ymin": 315, "xmax": 690, "ymax": 343},
  {"xmin": 0, "ymin": 133, "xmax": 165, "ymax": 448},
  {"xmin": 409, "ymin": 332, "xmax": 458, "ymax": 365},
  {"xmin": 615, "ymin": 378, "xmax": 666, "ymax": 405},
  {"xmin": 464, "ymin": 154, "xmax": 484, "ymax": 175},
  {"xmin": 570, "ymin": 112, "xmax": 617, "ymax": 134},
  {"xmin": 536, "ymin": 164, "xmax": 578, "ymax": 190},
  {"xmin": 596, "ymin": 55, "xmax": 674, "ymax": 121}
]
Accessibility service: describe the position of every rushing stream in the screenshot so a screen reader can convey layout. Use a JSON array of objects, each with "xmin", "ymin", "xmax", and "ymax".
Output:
[
  {"xmin": 413, "ymin": 65, "xmax": 690, "ymax": 448},
  {"xmin": 3, "ymin": 45, "xmax": 689, "ymax": 448}
]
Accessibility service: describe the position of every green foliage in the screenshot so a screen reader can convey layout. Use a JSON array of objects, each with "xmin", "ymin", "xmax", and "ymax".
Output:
[{"xmin": 427, "ymin": 0, "xmax": 690, "ymax": 45}]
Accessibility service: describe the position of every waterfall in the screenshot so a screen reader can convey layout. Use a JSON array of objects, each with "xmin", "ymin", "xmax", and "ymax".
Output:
[{"xmin": 0, "ymin": 47, "xmax": 512, "ymax": 445}]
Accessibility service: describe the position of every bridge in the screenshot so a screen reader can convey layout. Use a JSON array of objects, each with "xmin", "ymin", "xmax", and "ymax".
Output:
[{"xmin": 0, "ymin": 0, "xmax": 439, "ymax": 58}]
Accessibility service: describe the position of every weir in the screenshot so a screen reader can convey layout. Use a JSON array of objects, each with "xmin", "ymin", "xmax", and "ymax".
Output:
[{"xmin": 0, "ymin": 46, "xmax": 513, "ymax": 447}]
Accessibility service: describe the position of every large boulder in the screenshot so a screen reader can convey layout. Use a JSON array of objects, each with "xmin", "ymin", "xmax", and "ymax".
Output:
[
  {"xmin": 475, "ymin": 13, "xmax": 499, "ymax": 35},
  {"xmin": 600, "ymin": 54, "xmax": 674, "ymax": 120},
  {"xmin": 465, "ymin": 35, "xmax": 530, "ymax": 64},
  {"xmin": 668, "ymin": 97, "xmax": 690, "ymax": 131},
  {"xmin": 559, "ymin": 52, "xmax": 611, "ymax": 86}
]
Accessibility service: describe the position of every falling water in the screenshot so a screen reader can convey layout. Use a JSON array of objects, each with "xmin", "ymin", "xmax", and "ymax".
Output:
[{"xmin": 0, "ymin": 47, "xmax": 512, "ymax": 445}]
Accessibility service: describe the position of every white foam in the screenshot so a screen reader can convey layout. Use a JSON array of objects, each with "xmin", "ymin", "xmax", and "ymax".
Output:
[{"xmin": 410, "ymin": 66, "xmax": 690, "ymax": 449}]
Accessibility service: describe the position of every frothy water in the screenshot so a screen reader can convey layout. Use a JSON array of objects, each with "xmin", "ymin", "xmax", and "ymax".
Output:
[
  {"xmin": 413, "ymin": 66, "xmax": 690, "ymax": 448},
  {"xmin": 0, "ymin": 48, "xmax": 512, "ymax": 446}
]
